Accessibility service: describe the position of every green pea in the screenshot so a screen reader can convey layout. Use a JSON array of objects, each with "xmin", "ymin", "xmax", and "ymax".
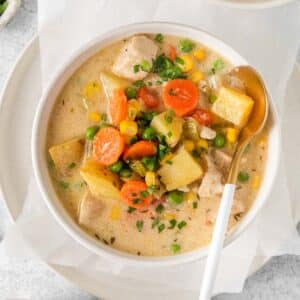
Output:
[
  {"xmin": 142, "ymin": 127, "xmax": 156, "ymax": 140},
  {"xmin": 167, "ymin": 190, "xmax": 184, "ymax": 205},
  {"xmin": 109, "ymin": 161, "xmax": 123, "ymax": 173},
  {"xmin": 125, "ymin": 87, "xmax": 137, "ymax": 99},
  {"xmin": 213, "ymin": 133, "xmax": 226, "ymax": 148},
  {"xmin": 120, "ymin": 168, "xmax": 132, "ymax": 178},
  {"xmin": 179, "ymin": 39, "xmax": 195, "ymax": 53},
  {"xmin": 238, "ymin": 171, "xmax": 250, "ymax": 183},
  {"xmin": 141, "ymin": 156, "xmax": 158, "ymax": 171},
  {"xmin": 85, "ymin": 126, "xmax": 99, "ymax": 140}
]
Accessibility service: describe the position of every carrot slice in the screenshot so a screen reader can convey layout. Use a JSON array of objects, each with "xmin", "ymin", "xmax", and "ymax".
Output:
[
  {"xmin": 121, "ymin": 180, "xmax": 153, "ymax": 209},
  {"xmin": 138, "ymin": 87, "xmax": 160, "ymax": 108},
  {"xmin": 168, "ymin": 45, "xmax": 177, "ymax": 61},
  {"xmin": 163, "ymin": 79, "xmax": 199, "ymax": 116},
  {"xmin": 192, "ymin": 109, "xmax": 214, "ymax": 126},
  {"xmin": 109, "ymin": 88, "xmax": 128, "ymax": 125},
  {"xmin": 93, "ymin": 127, "xmax": 125, "ymax": 166},
  {"xmin": 123, "ymin": 141, "xmax": 157, "ymax": 161}
]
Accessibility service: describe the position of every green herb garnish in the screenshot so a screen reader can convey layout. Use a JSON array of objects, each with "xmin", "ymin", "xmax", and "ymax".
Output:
[
  {"xmin": 152, "ymin": 217, "xmax": 160, "ymax": 228},
  {"xmin": 168, "ymin": 219, "xmax": 177, "ymax": 229},
  {"xmin": 136, "ymin": 220, "xmax": 144, "ymax": 232},
  {"xmin": 155, "ymin": 204, "xmax": 165, "ymax": 214},
  {"xmin": 208, "ymin": 94, "xmax": 217, "ymax": 104},
  {"xmin": 133, "ymin": 64, "xmax": 140, "ymax": 73},
  {"xmin": 178, "ymin": 221, "xmax": 187, "ymax": 229},
  {"xmin": 210, "ymin": 59, "xmax": 224, "ymax": 75},
  {"xmin": 127, "ymin": 206, "xmax": 136, "ymax": 213},
  {"xmin": 141, "ymin": 60, "xmax": 151, "ymax": 72},
  {"xmin": 133, "ymin": 80, "xmax": 146, "ymax": 88},
  {"xmin": 154, "ymin": 33, "xmax": 164, "ymax": 43},
  {"xmin": 164, "ymin": 110, "xmax": 174, "ymax": 124},
  {"xmin": 193, "ymin": 202, "xmax": 198, "ymax": 209},
  {"xmin": 170, "ymin": 243, "xmax": 181, "ymax": 253},
  {"xmin": 68, "ymin": 162, "xmax": 76, "ymax": 169},
  {"xmin": 125, "ymin": 87, "xmax": 137, "ymax": 99},
  {"xmin": 179, "ymin": 39, "xmax": 195, "ymax": 53},
  {"xmin": 140, "ymin": 190, "xmax": 149, "ymax": 198},
  {"xmin": 158, "ymin": 223, "xmax": 165, "ymax": 233},
  {"xmin": 59, "ymin": 181, "xmax": 70, "ymax": 190}
]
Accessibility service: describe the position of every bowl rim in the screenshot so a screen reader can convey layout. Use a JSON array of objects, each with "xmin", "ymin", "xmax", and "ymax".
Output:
[
  {"xmin": 32, "ymin": 21, "xmax": 281, "ymax": 267},
  {"xmin": 209, "ymin": 0, "xmax": 296, "ymax": 9}
]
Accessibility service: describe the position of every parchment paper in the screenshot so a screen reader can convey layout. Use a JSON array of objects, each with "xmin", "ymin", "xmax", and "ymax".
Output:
[{"xmin": 1, "ymin": 1, "xmax": 300, "ymax": 299}]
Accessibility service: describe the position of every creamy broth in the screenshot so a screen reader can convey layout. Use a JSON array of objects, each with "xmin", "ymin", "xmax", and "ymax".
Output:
[{"xmin": 47, "ymin": 34, "xmax": 268, "ymax": 256}]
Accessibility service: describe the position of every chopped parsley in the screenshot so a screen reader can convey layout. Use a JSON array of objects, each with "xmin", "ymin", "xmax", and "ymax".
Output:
[
  {"xmin": 164, "ymin": 110, "xmax": 174, "ymax": 124},
  {"xmin": 158, "ymin": 223, "xmax": 165, "ymax": 233},
  {"xmin": 178, "ymin": 220, "xmax": 187, "ymax": 230},
  {"xmin": 133, "ymin": 198, "xmax": 142, "ymax": 204},
  {"xmin": 154, "ymin": 33, "xmax": 164, "ymax": 43},
  {"xmin": 152, "ymin": 217, "xmax": 160, "ymax": 228},
  {"xmin": 193, "ymin": 202, "xmax": 198, "ymax": 209},
  {"xmin": 167, "ymin": 131, "xmax": 173, "ymax": 137},
  {"xmin": 140, "ymin": 60, "xmax": 152, "ymax": 72},
  {"xmin": 140, "ymin": 190, "xmax": 149, "ymax": 198},
  {"xmin": 101, "ymin": 113, "xmax": 108, "ymax": 121},
  {"xmin": 127, "ymin": 206, "xmax": 136, "ymax": 213},
  {"xmin": 170, "ymin": 243, "xmax": 181, "ymax": 254},
  {"xmin": 210, "ymin": 59, "xmax": 224, "ymax": 75},
  {"xmin": 59, "ymin": 181, "xmax": 70, "ymax": 190},
  {"xmin": 136, "ymin": 220, "xmax": 144, "ymax": 232},
  {"xmin": 165, "ymin": 160, "xmax": 173, "ymax": 165},
  {"xmin": 152, "ymin": 54, "xmax": 185, "ymax": 81},
  {"xmin": 147, "ymin": 185, "xmax": 157, "ymax": 194},
  {"xmin": 155, "ymin": 204, "xmax": 165, "ymax": 214},
  {"xmin": 133, "ymin": 64, "xmax": 140, "ymax": 73},
  {"xmin": 238, "ymin": 171, "xmax": 250, "ymax": 183},
  {"xmin": 68, "ymin": 162, "xmax": 76, "ymax": 169},
  {"xmin": 133, "ymin": 80, "xmax": 146, "ymax": 88},
  {"xmin": 168, "ymin": 219, "xmax": 177, "ymax": 229},
  {"xmin": 208, "ymin": 94, "xmax": 217, "ymax": 104},
  {"xmin": 179, "ymin": 39, "xmax": 195, "ymax": 53}
]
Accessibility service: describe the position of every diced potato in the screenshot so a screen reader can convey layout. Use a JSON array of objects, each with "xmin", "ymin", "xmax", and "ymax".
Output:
[
  {"xmin": 158, "ymin": 147, "xmax": 203, "ymax": 191},
  {"xmin": 100, "ymin": 71, "xmax": 130, "ymax": 101},
  {"xmin": 151, "ymin": 111, "xmax": 183, "ymax": 147},
  {"xmin": 80, "ymin": 160, "xmax": 121, "ymax": 201},
  {"xmin": 212, "ymin": 87, "xmax": 254, "ymax": 127},
  {"xmin": 49, "ymin": 138, "xmax": 85, "ymax": 176}
]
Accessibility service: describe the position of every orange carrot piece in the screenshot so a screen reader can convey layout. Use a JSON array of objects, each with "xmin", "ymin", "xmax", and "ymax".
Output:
[
  {"xmin": 123, "ymin": 141, "xmax": 157, "ymax": 161},
  {"xmin": 109, "ymin": 88, "xmax": 128, "ymax": 125},
  {"xmin": 163, "ymin": 79, "xmax": 199, "ymax": 116},
  {"xmin": 93, "ymin": 127, "xmax": 125, "ymax": 166},
  {"xmin": 138, "ymin": 87, "xmax": 160, "ymax": 109},
  {"xmin": 121, "ymin": 180, "xmax": 153, "ymax": 209},
  {"xmin": 168, "ymin": 45, "xmax": 177, "ymax": 61}
]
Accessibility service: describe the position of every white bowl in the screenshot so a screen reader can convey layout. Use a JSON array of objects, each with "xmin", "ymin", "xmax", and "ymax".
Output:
[
  {"xmin": 210, "ymin": 0, "xmax": 295, "ymax": 9},
  {"xmin": 32, "ymin": 22, "xmax": 281, "ymax": 267}
]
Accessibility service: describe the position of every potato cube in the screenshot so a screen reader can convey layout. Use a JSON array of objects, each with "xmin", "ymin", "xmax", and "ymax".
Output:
[
  {"xmin": 151, "ymin": 111, "xmax": 183, "ymax": 147},
  {"xmin": 212, "ymin": 87, "xmax": 254, "ymax": 127},
  {"xmin": 158, "ymin": 147, "xmax": 203, "ymax": 191},
  {"xmin": 49, "ymin": 138, "xmax": 85, "ymax": 176},
  {"xmin": 80, "ymin": 160, "xmax": 121, "ymax": 201}
]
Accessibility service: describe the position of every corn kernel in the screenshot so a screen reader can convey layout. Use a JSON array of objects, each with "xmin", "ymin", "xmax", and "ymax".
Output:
[
  {"xmin": 110, "ymin": 206, "xmax": 120, "ymax": 220},
  {"xmin": 179, "ymin": 55, "xmax": 194, "ymax": 72},
  {"xmin": 184, "ymin": 191, "xmax": 198, "ymax": 204},
  {"xmin": 226, "ymin": 127, "xmax": 239, "ymax": 143},
  {"xmin": 196, "ymin": 139, "xmax": 208, "ymax": 150},
  {"xmin": 163, "ymin": 212, "xmax": 177, "ymax": 220},
  {"xmin": 251, "ymin": 175, "xmax": 261, "ymax": 190},
  {"xmin": 82, "ymin": 81, "xmax": 100, "ymax": 99},
  {"xmin": 189, "ymin": 71, "xmax": 204, "ymax": 83},
  {"xmin": 145, "ymin": 171, "xmax": 157, "ymax": 187},
  {"xmin": 127, "ymin": 99, "xmax": 141, "ymax": 120},
  {"xmin": 120, "ymin": 120, "xmax": 138, "ymax": 137},
  {"xmin": 193, "ymin": 49, "xmax": 206, "ymax": 61},
  {"xmin": 183, "ymin": 140, "xmax": 195, "ymax": 152},
  {"xmin": 89, "ymin": 112, "xmax": 101, "ymax": 122}
]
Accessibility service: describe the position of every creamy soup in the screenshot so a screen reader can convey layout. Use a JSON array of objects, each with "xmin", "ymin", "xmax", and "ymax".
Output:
[{"xmin": 47, "ymin": 34, "xmax": 268, "ymax": 256}]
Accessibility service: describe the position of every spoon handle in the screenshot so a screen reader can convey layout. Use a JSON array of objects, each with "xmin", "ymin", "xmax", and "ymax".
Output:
[{"xmin": 199, "ymin": 184, "xmax": 236, "ymax": 300}]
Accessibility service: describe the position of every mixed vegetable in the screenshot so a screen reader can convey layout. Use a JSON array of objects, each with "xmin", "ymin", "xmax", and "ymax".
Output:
[{"xmin": 48, "ymin": 34, "xmax": 259, "ymax": 255}]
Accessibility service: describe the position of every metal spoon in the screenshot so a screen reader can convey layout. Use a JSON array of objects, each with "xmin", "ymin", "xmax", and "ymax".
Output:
[{"xmin": 199, "ymin": 66, "xmax": 269, "ymax": 300}]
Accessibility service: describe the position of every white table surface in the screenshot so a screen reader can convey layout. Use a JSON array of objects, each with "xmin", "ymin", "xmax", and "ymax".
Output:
[{"xmin": 0, "ymin": 1, "xmax": 299, "ymax": 299}]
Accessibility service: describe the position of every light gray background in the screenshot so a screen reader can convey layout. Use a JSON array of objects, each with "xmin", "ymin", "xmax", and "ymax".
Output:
[{"xmin": 0, "ymin": 1, "xmax": 299, "ymax": 299}]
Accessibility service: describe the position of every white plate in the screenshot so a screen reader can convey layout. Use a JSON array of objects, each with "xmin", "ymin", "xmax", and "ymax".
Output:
[
  {"xmin": 210, "ymin": 0, "xmax": 296, "ymax": 9},
  {"xmin": 0, "ymin": 36, "xmax": 299, "ymax": 298}
]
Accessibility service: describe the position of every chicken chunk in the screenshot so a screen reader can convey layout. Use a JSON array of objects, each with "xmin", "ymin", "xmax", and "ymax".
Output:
[
  {"xmin": 78, "ymin": 191, "xmax": 103, "ymax": 227},
  {"xmin": 198, "ymin": 155, "xmax": 224, "ymax": 198},
  {"xmin": 200, "ymin": 126, "xmax": 217, "ymax": 140},
  {"xmin": 112, "ymin": 35, "xmax": 158, "ymax": 81},
  {"xmin": 211, "ymin": 149, "xmax": 232, "ymax": 175}
]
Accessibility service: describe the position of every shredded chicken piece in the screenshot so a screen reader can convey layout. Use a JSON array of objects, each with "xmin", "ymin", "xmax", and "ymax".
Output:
[{"xmin": 200, "ymin": 126, "xmax": 217, "ymax": 140}]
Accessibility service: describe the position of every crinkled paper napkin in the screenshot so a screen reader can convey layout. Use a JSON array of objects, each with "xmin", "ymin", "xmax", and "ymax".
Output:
[{"xmin": 1, "ymin": 0, "xmax": 300, "ymax": 299}]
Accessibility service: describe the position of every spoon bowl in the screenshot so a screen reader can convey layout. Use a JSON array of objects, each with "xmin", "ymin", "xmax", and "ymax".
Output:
[{"xmin": 200, "ymin": 66, "xmax": 269, "ymax": 300}]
